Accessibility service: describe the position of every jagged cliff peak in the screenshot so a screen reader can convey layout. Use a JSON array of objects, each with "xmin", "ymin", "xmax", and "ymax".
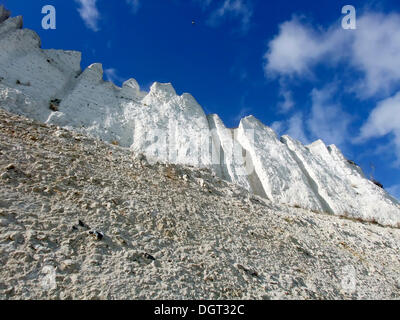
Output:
[{"xmin": 0, "ymin": 10, "xmax": 399, "ymax": 227}]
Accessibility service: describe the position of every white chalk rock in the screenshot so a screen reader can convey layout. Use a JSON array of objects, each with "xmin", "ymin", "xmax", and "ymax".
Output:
[
  {"xmin": 236, "ymin": 116, "xmax": 326, "ymax": 211},
  {"xmin": 0, "ymin": 9, "xmax": 399, "ymax": 226}
]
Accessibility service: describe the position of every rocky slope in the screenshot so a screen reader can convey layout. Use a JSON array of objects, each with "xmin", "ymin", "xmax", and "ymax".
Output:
[
  {"xmin": 1, "ymin": 109, "xmax": 400, "ymax": 300},
  {"xmin": 0, "ymin": 8, "xmax": 399, "ymax": 226}
]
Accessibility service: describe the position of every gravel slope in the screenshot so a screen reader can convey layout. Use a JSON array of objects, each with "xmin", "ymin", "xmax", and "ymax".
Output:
[{"xmin": 1, "ymin": 108, "xmax": 400, "ymax": 300}]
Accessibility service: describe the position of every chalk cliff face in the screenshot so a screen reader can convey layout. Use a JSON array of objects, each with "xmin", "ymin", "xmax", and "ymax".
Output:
[{"xmin": 0, "ymin": 9, "xmax": 399, "ymax": 226}]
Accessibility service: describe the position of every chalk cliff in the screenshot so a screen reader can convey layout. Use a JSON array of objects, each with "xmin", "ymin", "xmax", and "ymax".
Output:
[{"xmin": 1, "ymin": 9, "xmax": 399, "ymax": 226}]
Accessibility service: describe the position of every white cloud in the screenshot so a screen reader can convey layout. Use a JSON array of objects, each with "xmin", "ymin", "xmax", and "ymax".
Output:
[
  {"xmin": 357, "ymin": 91, "xmax": 400, "ymax": 161},
  {"xmin": 104, "ymin": 68, "xmax": 126, "ymax": 84},
  {"xmin": 270, "ymin": 113, "xmax": 309, "ymax": 144},
  {"xmin": 350, "ymin": 13, "xmax": 400, "ymax": 97},
  {"xmin": 307, "ymin": 85, "xmax": 352, "ymax": 147},
  {"xmin": 264, "ymin": 12, "xmax": 400, "ymax": 98},
  {"xmin": 126, "ymin": 0, "xmax": 140, "ymax": 13},
  {"xmin": 270, "ymin": 85, "xmax": 351, "ymax": 147},
  {"xmin": 270, "ymin": 120, "xmax": 284, "ymax": 135},
  {"xmin": 387, "ymin": 184, "xmax": 400, "ymax": 200},
  {"xmin": 264, "ymin": 11, "xmax": 400, "ymax": 159},
  {"xmin": 278, "ymin": 88, "xmax": 294, "ymax": 113},
  {"xmin": 264, "ymin": 17, "xmax": 334, "ymax": 78},
  {"xmin": 286, "ymin": 112, "xmax": 310, "ymax": 144},
  {"xmin": 207, "ymin": 0, "xmax": 253, "ymax": 32},
  {"xmin": 75, "ymin": 0, "xmax": 100, "ymax": 32}
]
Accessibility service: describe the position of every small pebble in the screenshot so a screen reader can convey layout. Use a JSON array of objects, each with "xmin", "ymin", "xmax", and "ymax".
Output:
[
  {"xmin": 0, "ymin": 172, "xmax": 9, "ymax": 180},
  {"xmin": 78, "ymin": 220, "xmax": 89, "ymax": 229},
  {"xmin": 89, "ymin": 230, "xmax": 104, "ymax": 241},
  {"xmin": 143, "ymin": 253, "xmax": 156, "ymax": 261},
  {"xmin": 6, "ymin": 164, "xmax": 15, "ymax": 171}
]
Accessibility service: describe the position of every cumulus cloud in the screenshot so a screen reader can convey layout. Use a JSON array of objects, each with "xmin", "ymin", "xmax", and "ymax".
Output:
[
  {"xmin": 207, "ymin": 0, "xmax": 253, "ymax": 32},
  {"xmin": 75, "ymin": 0, "xmax": 100, "ymax": 32},
  {"xmin": 264, "ymin": 17, "xmax": 336, "ymax": 78},
  {"xmin": 126, "ymin": 0, "xmax": 140, "ymax": 13},
  {"xmin": 264, "ymin": 12, "xmax": 400, "ymax": 98},
  {"xmin": 350, "ymin": 13, "xmax": 400, "ymax": 97},
  {"xmin": 264, "ymin": 10, "xmax": 400, "ymax": 161},
  {"xmin": 357, "ymin": 91, "xmax": 400, "ymax": 162}
]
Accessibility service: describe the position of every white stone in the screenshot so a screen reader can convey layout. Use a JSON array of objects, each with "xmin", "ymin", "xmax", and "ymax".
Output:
[{"xmin": 0, "ymin": 12, "xmax": 399, "ymax": 227}]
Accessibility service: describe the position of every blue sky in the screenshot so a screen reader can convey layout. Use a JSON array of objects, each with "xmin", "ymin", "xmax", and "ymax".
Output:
[{"xmin": 2, "ymin": 0, "xmax": 400, "ymax": 199}]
